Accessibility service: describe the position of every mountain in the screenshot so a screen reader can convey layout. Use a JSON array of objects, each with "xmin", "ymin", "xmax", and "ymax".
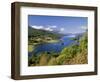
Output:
[{"xmin": 28, "ymin": 26, "xmax": 63, "ymax": 39}]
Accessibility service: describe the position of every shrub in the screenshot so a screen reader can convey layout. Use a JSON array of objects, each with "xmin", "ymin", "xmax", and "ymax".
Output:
[{"xmin": 48, "ymin": 57, "xmax": 57, "ymax": 65}]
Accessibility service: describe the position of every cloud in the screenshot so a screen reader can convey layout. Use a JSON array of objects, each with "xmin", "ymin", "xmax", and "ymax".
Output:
[
  {"xmin": 31, "ymin": 25, "xmax": 56, "ymax": 31},
  {"xmin": 44, "ymin": 27, "xmax": 53, "ymax": 31},
  {"xmin": 31, "ymin": 25, "xmax": 44, "ymax": 29},
  {"xmin": 81, "ymin": 26, "xmax": 87, "ymax": 30},
  {"xmin": 60, "ymin": 28, "xmax": 64, "ymax": 31}
]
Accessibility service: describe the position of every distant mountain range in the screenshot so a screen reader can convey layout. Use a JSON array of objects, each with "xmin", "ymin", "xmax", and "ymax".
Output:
[{"xmin": 28, "ymin": 26, "xmax": 85, "ymax": 38}]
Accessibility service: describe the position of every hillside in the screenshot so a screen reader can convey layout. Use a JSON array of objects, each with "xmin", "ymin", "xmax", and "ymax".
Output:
[
  {"xmin": 28, "ymin": 26, "xmax": 62, "ymax": 39},
  {"xmin": 28, "ymin": 32, "xmax": 88, "ymax": 66},
  {"xmin": 28, "ymin": 26, "xmax": 63, "ymax": 49}
]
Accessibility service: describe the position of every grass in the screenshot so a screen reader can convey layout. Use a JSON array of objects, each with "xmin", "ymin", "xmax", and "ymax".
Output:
[
  {"xmin": 28, "ymin": 45, "xmax": 34, "ymax": 52},
  {"xmin": 46, "ymin": 40, "xmax": 59, "ymax": 43},
  {"xmin": 66, "ymin": 50, "xmax": 88, "ymax": 64}
]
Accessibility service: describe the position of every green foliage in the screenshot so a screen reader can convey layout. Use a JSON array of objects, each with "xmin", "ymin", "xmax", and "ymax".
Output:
[
  {"xmin": 28, "ymin": 32, "xmax": 88, "ymax": 66},
  {"xmin": 79, "ymin": 33, "xmax": 88, "ymax": 52},
  {"xmin": 48, "ymin": 57, "xmax": 57, "ymax": 65},
  {"xmin": 28, "ymin": 26, "xmax": 62, "ymax": 40},
  {"xmin": 28, "ymin": 56, "xmax": 37, "ymax": 66},
  {"xmin": 61, "ymin": 45, "xmax": 79, "ymax": 57},
  {"xmin": 56, "ymin": 32, "xmax": 88, "ymax": 65},
  {"xmin": 56, "ymin": 55, "xmax": 67, "ymax": 65},
  {"xmin": 28, "ymin": 26, "xmax": 62, "ymax": 45},
  {"xmin": 56, "ymin": 45, "xmax": 79, "ymax": 65}
]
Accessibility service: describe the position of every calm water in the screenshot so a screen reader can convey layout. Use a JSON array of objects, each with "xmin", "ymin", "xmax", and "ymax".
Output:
[{"xmin": 28, "ymin": 35, "xmax": 78, "ymax": 57}]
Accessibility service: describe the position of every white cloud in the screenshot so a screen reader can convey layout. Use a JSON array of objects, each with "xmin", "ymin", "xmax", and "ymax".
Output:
[
  {"xmin": 44, "ymin": 27, "xmax": 53, "ymax": 31},
  {"xmin": 81, "ymin": 26, "xmax": 87, "ymax": 30},
  {"xmin": 31, "ymin": 25, "xmax": 67, "ymax": 33},
  {"xmin": 31, "ymin": 25, "xmax": 55, "ymax": 31},
  {"xmin": 60, "ymin": 28, "xmax": 64, "ymax": 31},
  {"xmin": 31, "ymin": 25, "xmax": 44, "ymax": 29}
]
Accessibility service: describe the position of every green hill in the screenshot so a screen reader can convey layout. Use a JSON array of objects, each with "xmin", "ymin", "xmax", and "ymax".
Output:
[
  {"xmin": 28, "ymin": 26, "xmax": 62, "ymax": 39},
  {"xmin": 28, "ymin": 26, "xmax": 63, "ymax": 46}
]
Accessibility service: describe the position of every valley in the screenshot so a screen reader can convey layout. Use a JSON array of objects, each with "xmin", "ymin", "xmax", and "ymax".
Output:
[{"xmin": 28, "ymin": 26, "xmax": 88, "ymax": 66}]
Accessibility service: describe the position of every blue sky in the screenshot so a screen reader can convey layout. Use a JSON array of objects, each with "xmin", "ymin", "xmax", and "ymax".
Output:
[{"xmin": 28, "ymin": 15, "xmax": 88, "ymax": 34}]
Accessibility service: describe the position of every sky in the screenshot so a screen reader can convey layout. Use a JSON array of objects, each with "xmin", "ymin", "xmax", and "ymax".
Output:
[{"xmin": 28, "ymin": 15, "xmax": 88, "ymax": 34}]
